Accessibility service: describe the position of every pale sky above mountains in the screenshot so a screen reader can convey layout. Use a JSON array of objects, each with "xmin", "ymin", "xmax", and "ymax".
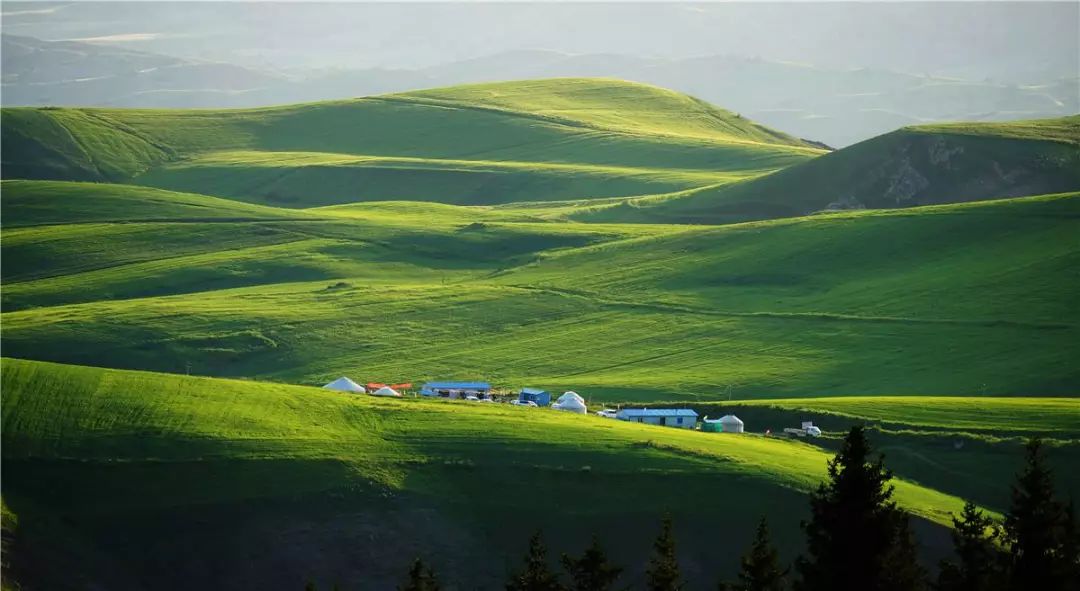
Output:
[{"xmin": 3, "ymin": 1, "xmax": 1076, "ymax": 83}]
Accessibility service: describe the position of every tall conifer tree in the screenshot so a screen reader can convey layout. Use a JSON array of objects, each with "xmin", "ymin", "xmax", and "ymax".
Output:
[
  {"xmin": 794, "ymin": 426, "xmax": 923, "ymax": 591},
  {"xmin": 729, "ymin": 517, "xmax": 786, "ymax": 591},
  {"xmin": 937, "ymin": 501, "xmax": 1002, "ymax": 591},
  {"xmin": 561, "ymin": 535, "xmax": 623, "ymax": 591},
  {"xmin": 400, "ymin": 557, "xmax": 442, "ymax": 591},
  {"xmin": 1003, "ymin": 438, "xmax": 1068, "ymax": 591},
  {"xmin": 646, "ymin": 515, "xmax": 683, "ymax": 591},
  {"xmin": 507, "ymin": 530, "xmax": 564, "ymax": 591}
]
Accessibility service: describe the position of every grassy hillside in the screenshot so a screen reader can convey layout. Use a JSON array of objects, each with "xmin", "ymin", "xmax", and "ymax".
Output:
[
  {"xmin": 646, "ymin": 396, "xmax": 1080, "ymax": 513},
  {"xmin": 133, "ymin": 150, "xmax": 743, "ymax": 207},
  {"xmin": 0, "ymin": 180, "xmax": 656, "ymax": 308},
  {"xmin": 584, "ymin": 115, "xmax": 1080, "ymax": 224},
  {"xmin": 3, "ymin": 76, "xmax": 1077, "ymax": 591},
  {"xmin": 1, "ymin": 358, "xmax": 971, "ymax": 590},
  {"xmin": 1, "ymin": 79, "xmax": 821, "ymax": 208},
  {"xmin": 0, "ymin": 108, "xmax": 174, "ymax": 181},
  {"xmin": 391, "ymin": 78, "xmax": 814, "ymax": 146},
  {"xmin": 3, "ymin": 181, "xmax": 1076, "ymax": 400},
  {"xmin": 0, "ymin": 180, "xmax": 309, "ymax": 227}
]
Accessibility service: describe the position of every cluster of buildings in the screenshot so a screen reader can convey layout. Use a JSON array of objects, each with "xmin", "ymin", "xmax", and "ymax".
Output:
[
  {"xmin": 322, "ymin": 376, "xmax": 406, "ymax": 397},
  {"xmin": 323, "ymin": 376, "xmax": 762, "ymax": 434}
]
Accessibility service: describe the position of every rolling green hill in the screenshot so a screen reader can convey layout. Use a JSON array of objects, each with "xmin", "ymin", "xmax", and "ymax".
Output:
[
  {"xmin": 389, "ymin": 78, "xmax": 813, "ymax": 146},
  {"xmin": 0, "ymin": 180, "xmax": 655, "ymax": 308},
  {"xmin": 1, "ymin": 358, "xmax": 972, "ymax": 590},
  {"xmin": 1, "ymin": 79, "xmax": 821, "ymax": 208},
  {"xmin": 2, "ymin": 77, "xmax": 1078, "ymax": 591},
  {"xmin": 0, "ymin": 180, "xmax": 310, "ymax": 227},
  {"xmin": 3, "ymin": 179, "xmax": 1076, "ymax": 400},
  {"xmin": 583, "ymin": 115, "xmax": 1080, "ymax": 224}
]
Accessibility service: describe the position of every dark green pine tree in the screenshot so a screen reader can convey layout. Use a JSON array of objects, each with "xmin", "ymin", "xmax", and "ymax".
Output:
[
  {"xmin": 399, "ymin": 557, "xmax": 441, "ymax": 591},
  {"xmin": 561, "ymin": 535, "xmax": 623, "ymax": 591},
  {"xmin": 937, "ymin": 501, "xmax": 1002, "ymax": 591},
  {"xmin": 881, "ymin": 511, "xmax": 927, "ymax": 591},
  {"xmin": 506, "ymin": 530, "xmax": 564, "ymax": 591},
  {"xmin": 1003, "ymin": 438, "xmax": 1068, "ymax": 591},
  {"xmin": 646, "ymin": 515, "xmax": 683, "ymax": 591},
  {"xmin": 794, "ymin": 425, "xmax": 923, "ymax": 591},
  {"xmin": 1061, "ymin": 499, "xmax": 1080, "ymax": 588},
  {"xmin": 730, "ymin": 517, "xmax": 786, "ymax": 591}
]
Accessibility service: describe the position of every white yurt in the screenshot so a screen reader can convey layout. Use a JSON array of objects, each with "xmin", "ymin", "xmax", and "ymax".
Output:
[
  {"xmin": 372, "ymin": 386, "xmax": 402, "ymax": 397},
  {"xmin": 719, "ymin": 414, "xmax": 745, "ymax": 433},
  {"xmin": 552, "ymin": 391, "xmax": 587, "ymax": 414},
  {"xmin": 322, "ymin": 377, "xmax": 366, "ymax": 393}
]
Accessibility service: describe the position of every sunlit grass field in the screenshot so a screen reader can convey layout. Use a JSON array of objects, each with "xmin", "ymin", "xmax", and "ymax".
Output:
[
  {"xmin": 3, "ymin": 182, "xmax": 1075, "ymax": 400},
  {"xmin": 1, "ymin": 77, "xmax": 1077, "ymax": 590},
  {"xmin": 1, "ymin": 358, "xmax": 973, "ymax": 588},
  {"xmin": 1, "ymin": 79, "xmax": 820, "ymax": 208}
]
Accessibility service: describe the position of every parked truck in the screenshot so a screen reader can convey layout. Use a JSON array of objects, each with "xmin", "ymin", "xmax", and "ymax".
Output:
[{"xmin": 783, "ymin": 421, "xmax": 822, "ymax": 438}]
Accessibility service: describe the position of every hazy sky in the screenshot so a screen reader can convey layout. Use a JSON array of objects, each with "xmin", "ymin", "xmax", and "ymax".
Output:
[{"xmin": 2, "ymin": 2, "xmax": 1076, "ymax": 81}]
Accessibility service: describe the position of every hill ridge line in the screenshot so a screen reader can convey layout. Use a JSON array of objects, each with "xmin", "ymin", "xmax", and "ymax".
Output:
[{"xmin": 371, "ymin": 95, "xmax": 822, "ymax": 152}]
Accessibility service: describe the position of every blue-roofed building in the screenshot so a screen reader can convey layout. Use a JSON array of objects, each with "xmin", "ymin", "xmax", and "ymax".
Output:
[
  {"xmin": 420, "ymin": 381, "xmax": 492, "ymax": 399},
  {"xmin": 616, "ymin": 408, "xmax": 699, "ymax": 429},
  {"xmin": 519, "ymin": 387, "xmax": 551, "ymax": 407}
]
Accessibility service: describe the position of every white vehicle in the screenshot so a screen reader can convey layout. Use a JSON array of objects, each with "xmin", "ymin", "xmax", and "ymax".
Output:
[
  {"xmin": 596, "ymin": 409, "xmax": 618, "ymax": 418},
  {"xmin": 477, "ymin": 398, "xmax": 494, "ymax": 403},
  {"xmin": 464, "ymin": 395, "xmax": 480, "ymax": 401},
  {"xmin": 783, "ymin": 421, "xmax": 823, "ymax": 438},
  {"xmin": 509, "ymin": 400, "xmax": 538, "ymax": 407}
]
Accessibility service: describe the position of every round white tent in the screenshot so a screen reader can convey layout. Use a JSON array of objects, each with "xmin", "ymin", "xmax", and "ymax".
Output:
[
  {"xmin": 552, "ymin": 391, "xmax": 587, "ymax": 414},
  {"xmin": 323, "ymin": 377, "xmax": 365, "ymax": 393},
  {"xmin": 372, "ymin": 386, "xmax": 401, "ymax": 397},
  {"xmin": 719, "ymin": 414, "xmax": 745, "ymax": 433}
]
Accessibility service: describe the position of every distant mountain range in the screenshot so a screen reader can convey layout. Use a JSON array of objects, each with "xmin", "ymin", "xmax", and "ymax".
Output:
[{"xmin": 4, "ymin": 34, "xmax": 1076, "ymax": 147}]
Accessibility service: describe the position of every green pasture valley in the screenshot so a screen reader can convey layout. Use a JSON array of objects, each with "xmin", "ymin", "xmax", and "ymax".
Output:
[{"xmin": 1, "ymin": 77, "xmax": 1077, "ymax": 590}]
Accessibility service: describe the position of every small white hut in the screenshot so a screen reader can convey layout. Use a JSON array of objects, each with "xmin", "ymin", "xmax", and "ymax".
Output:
[
  {"xmin": 323, "ymin": 377, "xmax": 366, "ymax": 393},
  {"xmin": 552, "ymin": 391, "xmax": 587, "ymax": 414},
  {"xmin": 719, "ymin": 414, "xmax": 745, "ymax": 433},
  {"xmin": 372, "ymin": 386, "xmax": 402, "ymax": 397}
]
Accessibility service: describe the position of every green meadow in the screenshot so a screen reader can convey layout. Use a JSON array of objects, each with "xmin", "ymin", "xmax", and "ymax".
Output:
[
  {"xmin": 583, "ymin": 115, "xmax": 1080, "ymax": 224},
  {"xmin": 3, "ymin": 182, "xmax": 1075, "ymax": 400},
  {"xmin": 1, "ymin": 77, "xmax": 1077, "ymax": 589},
  {"xmin": 2, "ymin": 358, "xmax": 970, "ymax": 589}
]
